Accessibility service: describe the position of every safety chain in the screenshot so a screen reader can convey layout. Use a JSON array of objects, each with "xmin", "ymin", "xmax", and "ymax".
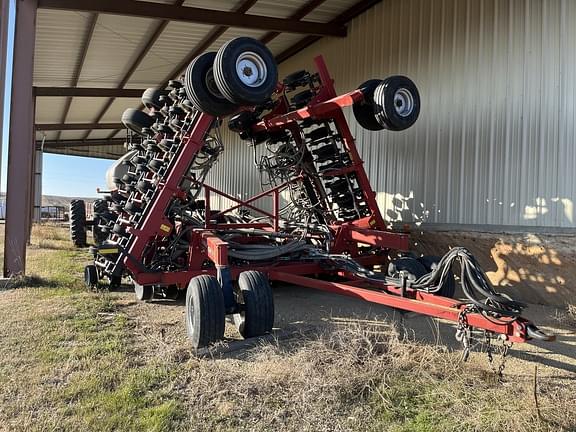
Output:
[
  {"xmin": 485, "ymin": 331, "xmax": 514, "ymax": 382},
  {"xmin": 455, "ymin": 306, "xmax": 474, "ymax": 362}
]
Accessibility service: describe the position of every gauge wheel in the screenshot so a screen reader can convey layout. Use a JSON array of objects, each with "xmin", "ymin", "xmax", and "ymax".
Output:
[{"xmin": 214, "ymin": 37, "xmax": 278, "ymax": 106}]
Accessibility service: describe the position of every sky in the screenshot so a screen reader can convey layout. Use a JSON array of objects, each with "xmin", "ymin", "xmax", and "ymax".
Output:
[{"xmin": 2, "ymin": 0, "xmax": 113, "ymax": 198}]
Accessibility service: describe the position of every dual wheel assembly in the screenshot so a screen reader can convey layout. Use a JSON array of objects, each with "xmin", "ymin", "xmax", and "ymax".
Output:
[{"xmin": 184, "ymin": 37, "xmax": 278, "ymax": 116}]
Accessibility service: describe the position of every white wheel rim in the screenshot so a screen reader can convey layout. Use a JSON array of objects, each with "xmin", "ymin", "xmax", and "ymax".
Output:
[
  {"xmin": 235, "ymin": 51, "xmax": 267, "ymax": 88},
  {"xmin": 394, "ymin": 88, "xmax": 414, "ymax": 117}
]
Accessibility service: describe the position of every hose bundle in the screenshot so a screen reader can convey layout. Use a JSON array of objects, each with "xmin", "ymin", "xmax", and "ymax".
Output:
[{"xmin": 309, "ymin": 247, "xmax": 524, "ymax": 321}]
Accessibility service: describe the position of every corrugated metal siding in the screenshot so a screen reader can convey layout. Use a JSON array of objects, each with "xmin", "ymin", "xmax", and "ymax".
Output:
[{"xmin": 262, "ymin": 0, "xmax": 576, "ymax": 228}]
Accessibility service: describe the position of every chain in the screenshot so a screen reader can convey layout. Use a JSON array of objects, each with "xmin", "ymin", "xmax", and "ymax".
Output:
[
  {"xmin": 455, "ymin": 306, "xmax": 473, "ymax": 362},
  {"xmin": 484, "ymin": 331, "xmax": 514, "ymax": 382}
]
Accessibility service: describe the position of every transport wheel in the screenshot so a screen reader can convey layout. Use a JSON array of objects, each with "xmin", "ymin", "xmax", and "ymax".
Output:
[
  {"xmin": 141, "ymin": 88, "xmax": 167, "ymax": 111},
  {"xmin": 84, "ymin": 264, "xmax": 98, "ymax": 288},
  {"xmin": 185, "ymin": 275, "xmax": 225, "ymax": 349},
  {"xmin": 387, "ymin": 257, "xmax": 427, "ymax": 281},
  {"xmin": 417, "ymin": 255, "xmax": 457, "ymax": 298},
  {"xmin": 373, "ymin": 76, "xmax": 420, "ymax": 131},
  {"xmin": 121, "ymin": 108, "xmax": 155, "ymax": 136},
  {"xmin": 184, "ymin": 51, "xmax": 238, "ymax": 117},
  {"xmin": 69, "ymin": 199, "xmax": 87, "ymax": 247},
  {"xmin": 233, "ymin": 271, "xmax": 274, "ymax": 338},
  {"xmin": 214, "ymin": 37, "xmax": 278, "ymax": 106},
  {"xmin": 134, "ymin": 280, "xmax": 154, "ymax": 301},
  {"xmin": 353, "ymin": 79, "xmax": 385, "ymax": 131}
]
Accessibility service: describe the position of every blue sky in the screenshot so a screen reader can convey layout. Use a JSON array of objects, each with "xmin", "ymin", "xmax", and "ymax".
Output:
[{"xmin": 2, "ymin": 0, "xmax": 113, "ymax": 198}]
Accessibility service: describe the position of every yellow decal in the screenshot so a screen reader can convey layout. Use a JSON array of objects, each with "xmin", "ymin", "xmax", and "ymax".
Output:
[
  {"xmin": 99, "ymin": 248, "xmax": 118, "ymax": 255},
  {"xmin": 160, "ymin": 224, "xmax": 171, "ymax": 233}
]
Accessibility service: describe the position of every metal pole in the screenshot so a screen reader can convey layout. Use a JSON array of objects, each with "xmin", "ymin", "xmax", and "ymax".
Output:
[
  {"xmin": 0, "ymin": 0, "xmax": 11, "ymax": 197},
  {"xmin": 3, "ymin": 0, "xmax": 37, "ymax": 277}
]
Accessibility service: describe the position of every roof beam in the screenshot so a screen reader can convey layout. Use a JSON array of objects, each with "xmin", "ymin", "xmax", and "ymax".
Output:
[
  {"xmin": 36, "ymin": 123, "xmax": 124, "ymax": 131},
  {"xmin": 39, "ymin": 138, "xmax": 126, "ymax": 149},
  {"xmin": 84, "ymin": 0, "xmax": 186, "ymax": 141},
  {"xmin": 260, "ymin": 0, "xmax": 328, "ymax": 45},
  {"xmin": 37, "ymin": 0, "xmax": 346, "ymax": 37},
  {"xmin": 56, "ymin": 13, "xmax": 98, "ymax": 141},
  {"xmin": 105, "ymin": 0, "xmax": 258, "ymax": 141},
  {"xmin": 34, "ymin": 87, "xmax": 146, "ymax": 97},
  {"xmin": 276, "ymin": 0, "xmax": 382, "ymax": 63}
]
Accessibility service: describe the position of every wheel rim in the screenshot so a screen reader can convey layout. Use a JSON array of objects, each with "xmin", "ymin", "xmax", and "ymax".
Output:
[
  {"xmin": 205, "ymin": 67, "xmax": 223, "ymax": 98},
  {"xmin": 393, "ymin": 88, "xmax": 414, "ymax": 117},
  {"xmin": 235, "ymin": 51, "xmax": 267, "ymax": 88}
]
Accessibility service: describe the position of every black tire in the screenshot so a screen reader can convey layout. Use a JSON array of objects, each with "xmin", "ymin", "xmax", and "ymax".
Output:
[
  {"xmin": 417, "ymin": 255, "xmax": 457, "ymax": 298},
  {"xmin": 184, "ymin": 52, "xmax": 238, "ymax": 117},
  {"xmin": 142, "ymin": 88, "xmax": 167, "ymax": 111},
  {"xmin": 373, "ymin": 76, "xmax": 420, "ymax": 131},
  {"xmin": 121, "ymin": 108, "xmax": 155, "ymax": 136},
  {"xmin": 84, "ymin": 264, "xmax": 98, "ymax": 288},
  {"xmin": 185, "ymin": 275, "xmax": 225, "ymax": 349},
  {"xmin": 387, "ymin": 257, "xmax": 427, "ymax": 281},
  {"xmin": 233, "ymin": 271, "xmax": 274, "ymax": 338},
  {"xmin": 69, "ymin": 199, "xmax": 87, "ymax": 247},
  {"xmin": 214, "ymin": 37, "xmax": 278, "ymax": 106},
  {"xmin": 353, "ymin": 79, "xmax": 385, "ymax": 131},
  {"xmin": 134, "ymin": 281, "xmax": 154, "ymax": 301}
]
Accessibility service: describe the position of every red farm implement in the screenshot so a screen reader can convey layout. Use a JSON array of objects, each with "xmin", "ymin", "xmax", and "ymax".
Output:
[{"xmin": 85, "ymin": 37, "xmax": 554, "ymax": 352}]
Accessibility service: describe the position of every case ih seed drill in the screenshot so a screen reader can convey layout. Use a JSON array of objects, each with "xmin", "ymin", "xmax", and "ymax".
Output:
[{"xmin": 84, "ymin": 37, "xmax": 554, "ymax": 353}]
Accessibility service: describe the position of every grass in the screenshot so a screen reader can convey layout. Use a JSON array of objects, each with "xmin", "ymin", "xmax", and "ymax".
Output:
[{"xmin": 0, "ymin": 224, "xmax": 574, "ymax": 431}]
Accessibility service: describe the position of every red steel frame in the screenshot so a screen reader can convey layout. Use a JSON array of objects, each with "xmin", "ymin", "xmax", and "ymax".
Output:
[{"xmin": 120, "ymin": 56, "xmax": 551, "ymax": 344}]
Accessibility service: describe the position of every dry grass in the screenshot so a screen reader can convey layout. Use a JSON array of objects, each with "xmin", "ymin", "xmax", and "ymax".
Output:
[{"xmin": 0, "ymin": 225, "xmax": 574, "ymax": 431}]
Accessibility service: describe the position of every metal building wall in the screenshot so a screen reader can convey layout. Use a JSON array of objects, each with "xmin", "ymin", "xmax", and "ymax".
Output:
[{"xmin": 210, "ymin": 0, "xmax": 576, "ymax": 228}]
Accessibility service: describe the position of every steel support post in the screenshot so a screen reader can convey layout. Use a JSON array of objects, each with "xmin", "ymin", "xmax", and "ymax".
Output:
[
  {"xmin": 0, "ymin": 0, "xmax": 10, "ymax": 194},
  {"xmin": 4, "ymin": 0, "xmax": 37, "ymax": 276}
]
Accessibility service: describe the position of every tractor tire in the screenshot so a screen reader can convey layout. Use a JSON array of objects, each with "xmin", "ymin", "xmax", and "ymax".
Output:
[
  {"xmin": 185, "ymin": 275, "xmax": 225, "ymax": 349},
  {"xmin": 353, "ymin": 79, "xmax": 385, "ymax": 131},
  {"xmin": 184, "ymin": 51, "xmax": 237, "ymax": 117},
  {"xmin": 121, "ymin": 108, "xmax": 155, "ymax": 136},
  {"xmin": 233, "ymin": 271, "xmax": 274, "ymax": 338},
  {"xmin": 373, "ymin": 76, "xmax": 420, "ymax": 131},
  {"xmin": 214, "ymin": 37, "xmax": 278, "ymax": 106},
  {"xmin": 387, "ymin": 257, "xmax": 427, "ymax": 281},
  {"xmin": 69, "ymin": 199, "xmax": 87, "ymax": 247},
  {"xmin": 417, "ymin": 255, "xmax": 457, "ymax": 298}
]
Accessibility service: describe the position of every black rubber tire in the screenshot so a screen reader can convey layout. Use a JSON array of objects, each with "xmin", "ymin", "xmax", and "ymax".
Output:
[
  {"xmin": 69, "ymin": 199, "xmax": 87, "ymax": 247},
  {"xmin": 134, "ymin": 281, "xmax": 154, "ymax": 301},
  {"xmin": 373, "ymin": 76, "xmax": 420, "ymax": 131},
  {"xmin": 185, "ymin": 275, "xmax": 225, "ymax": 349},
  {"xmin": 142, "ymin": 88, "xmax": 167, "ymax": 111},
  {"xmin": 214, "ymin": 37, "xmax": 278, "ymax": 106},
  {"xmin": 233, "ymin": 271, "xmax": 274, "ymax": 338},
  {"xmin": 417, "ymin": 255, "xmax": 457, "ymax": 298},
  {"xmin": 388, "ymin": 257, "xmax": 427, "ymax": 281},
  {"xmin": 353, "ymin": 79, "xmax": 385, "ymax": 131},
  {"xmin": 121, "ymin": 108, "xmax": 155, "ymax": 136},
  {"xmin": 184, "ymin": 52, "xmax": 237, "ymax": 117},
  {"xmin": 84, "ymin": 264, "xmax": 98, "ymax": 288}
]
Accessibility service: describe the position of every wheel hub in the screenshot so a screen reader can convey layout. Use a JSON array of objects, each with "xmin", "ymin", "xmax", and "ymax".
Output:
[
  {"xmin": 236, "ymin": 52, "xmax": 267, "ymax": 87},
  {"xmin": 394, "ymin": 88, "xmax": 414, "ymax": 117}
]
